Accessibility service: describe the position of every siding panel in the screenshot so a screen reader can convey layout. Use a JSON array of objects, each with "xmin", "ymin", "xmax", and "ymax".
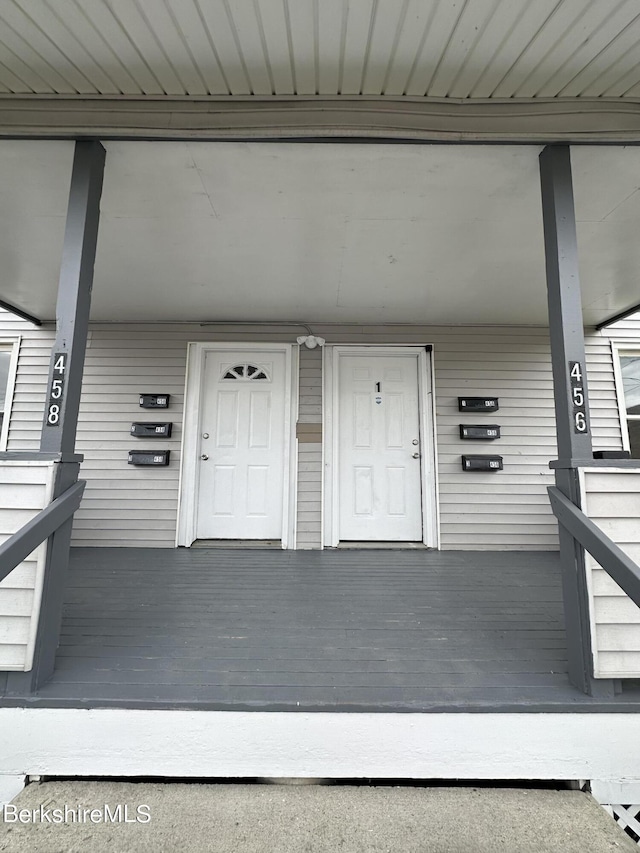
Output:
[
  {"xmin": 1, "ymin": 317, "xmax": 625, "ymax": 552},
  {"xmin": 295, "ymin": 346, "xmax": 323, "ymax": 549},
  {"xmin": 581, "ymin": 468, "xmax": 640, "ymax": 679},
  {"xmin": 0, "ymin": 460, "xmax": 55, "ymax": 670}
]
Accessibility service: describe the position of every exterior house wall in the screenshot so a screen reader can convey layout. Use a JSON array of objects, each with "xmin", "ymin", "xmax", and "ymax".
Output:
[
  {"xmin": 0, "ymin": 460, "xmax": 55, "ymax": 670},
  {"xmin": 600, "ymin": 313, "xmax": 640, "ymax": 343},
  {"xmin": 1, "ymin": 313, "xmax": 624, "ymax": 551},
  {"xmin": 581, "ymin": 467, "xmax": 640, "ymax": 678}
]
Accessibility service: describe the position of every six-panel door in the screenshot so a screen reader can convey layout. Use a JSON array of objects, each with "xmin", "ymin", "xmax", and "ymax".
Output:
[
  {"xmin": 196, "ymin": 350, "xmax": 286, "ymax": 540},
  {"xmin": 338, "ymin": 354, "xmax": 423, "ymax": 541}
]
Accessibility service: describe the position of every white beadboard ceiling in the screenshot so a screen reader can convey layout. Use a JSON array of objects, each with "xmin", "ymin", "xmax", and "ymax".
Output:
[
  {"xmin": 0, "ymin": 0, "xmax": 640, "ymax": 99},
  {"xmin": 0, "ymin": 140, "xmax": 639, "ymax": 326}
]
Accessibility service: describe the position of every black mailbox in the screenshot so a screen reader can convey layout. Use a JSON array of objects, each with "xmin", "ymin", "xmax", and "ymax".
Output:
[
  {"xmin": 131, "ymin": 422, "xmax": 172, "ymax": 438},
  {"xmin": 458, "ymin": 397, "xmax": 499, "ymax": 412},
  {"xmin": 459, "ymin": 424, "xmax": 501, "ymax": 440},
  {"xmin": 139, "ymin": 394, "xmax": 170, "ymax": 409},
  {"xmin": 462, "ymin": 455, "xmax": 503, "ymax": 471},
  {"xmin": 128, "ymin": 450, "xmax": 171, "ymax": 466}
]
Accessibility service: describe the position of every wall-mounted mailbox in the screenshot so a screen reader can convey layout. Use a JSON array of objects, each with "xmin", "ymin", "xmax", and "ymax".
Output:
[
  {"xmin": 458, "ymin": 397, "xmax": 499, "ymax": 412},
  {"xmin": 462, "ymin": 455, "xmax": 503, "ymax": 471},
  {"xmin": 139, "ymin": 394, "xmax": 170, "ymax": 409},
  {"xmin": 459, "ymin": 424, "xmax": 501, "ymax": 440},
  {"xmin": 128, "ymin": 450, "xmax": 171, "ymax": 466},
  {"xmin": 131, "ymin": 422, "xmax": 172, "ymax": 438}
]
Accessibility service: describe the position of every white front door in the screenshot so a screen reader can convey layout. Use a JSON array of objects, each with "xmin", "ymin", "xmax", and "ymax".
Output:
[
  {"xmin": 338, "ymin": 353, "xmax": 423, "ymax": 541},
  {"xmin": 196, "ymin": 349, "xmax": 286, "ymax": 540}
]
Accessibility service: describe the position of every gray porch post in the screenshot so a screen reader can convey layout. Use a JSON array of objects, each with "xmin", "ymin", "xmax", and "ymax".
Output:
[
  {"xmin": 6, "ymin": 140, "xmax": 106, "ymax": 693},
  {"xmin": 539, "ymin": 145, "xmax": 615, "ymax": 697}
]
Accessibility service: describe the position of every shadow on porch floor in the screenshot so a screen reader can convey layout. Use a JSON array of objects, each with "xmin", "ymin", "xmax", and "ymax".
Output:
[{"xmin": 8, "ymin": 548, "xmax": 640, "ymax": 711}]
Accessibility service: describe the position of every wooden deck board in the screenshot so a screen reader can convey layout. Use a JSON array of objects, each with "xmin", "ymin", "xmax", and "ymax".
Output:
[{"xmin": 2, "ymin": 547, "xmax": 640, "ymax": 711}]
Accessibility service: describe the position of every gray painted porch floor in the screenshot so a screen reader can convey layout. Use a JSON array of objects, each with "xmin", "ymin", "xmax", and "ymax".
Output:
[{"xmin": 9, "ymin": 548, "xmax": 640, "ymax": 711}]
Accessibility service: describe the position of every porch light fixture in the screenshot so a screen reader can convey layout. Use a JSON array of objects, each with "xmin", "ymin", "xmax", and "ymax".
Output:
[{"xmin": 297, "ymin": 335, "xmax": 325, "ymax": 349}]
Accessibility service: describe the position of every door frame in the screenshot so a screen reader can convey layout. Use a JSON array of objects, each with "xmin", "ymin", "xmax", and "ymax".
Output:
[
  {"xmin": 177, "ymin": 342, "xmax": 299, "ymax": 549},
  {"xmin": 322, "ymin": 344, "xmax": 440, "ymax": 548}
]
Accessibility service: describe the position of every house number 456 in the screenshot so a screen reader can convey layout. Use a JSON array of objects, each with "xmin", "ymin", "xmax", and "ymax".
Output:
[
  {"xmin": 569, "ymin": 361, "xmax": 588, "ymax": 435},
  {"xmin": 46, "ymin": 353, "xmax": 67, "ymax": 426}
]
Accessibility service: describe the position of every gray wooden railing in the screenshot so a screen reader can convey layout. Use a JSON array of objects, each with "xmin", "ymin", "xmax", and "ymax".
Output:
[
  {"xmin": 548, "ymin": 485, "xmax": 640, "ymax": 610},
  {"xmin": 0, "ymin": 480, "xmax": 85, "ymax": 584}
]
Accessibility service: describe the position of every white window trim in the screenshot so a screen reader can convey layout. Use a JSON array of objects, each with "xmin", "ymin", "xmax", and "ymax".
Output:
[
  {"xmin": 611, "ymin": 340, "xmax": 640, "ymax": 455},
  {"xmin": 0, "ymin": 336, "xmax": 21, "ymax": 451}
]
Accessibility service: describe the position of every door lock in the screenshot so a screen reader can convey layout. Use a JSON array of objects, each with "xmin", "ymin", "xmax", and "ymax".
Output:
[
  {"xmin": 412, "ymin": 439, "xmax": 419, "ymax": 445},
  {"xmin": 201, "ymin": 454, "xmax": 209, "ymax": 461},
  {"xmin": 202, "ymin": 433, "xmax": 210, "ymax": 439}
]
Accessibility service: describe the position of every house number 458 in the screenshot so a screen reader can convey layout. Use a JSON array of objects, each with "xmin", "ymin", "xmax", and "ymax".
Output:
[
  {"xmin": 46, "ymin": 353, "xmax": 67, "ymax": 426},
  {"xmin": 569, "ymin": 361, "xmax": 588, "ymax": 435}
]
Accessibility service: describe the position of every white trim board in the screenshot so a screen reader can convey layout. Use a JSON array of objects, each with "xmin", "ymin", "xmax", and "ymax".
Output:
[
  {"xmin": 0, "ymin": 336, "xmax": 21, "ymax": 452},
  {"xmin": 0, "ymin": 710, "xmax": 639, "ymax": 788},
  {"xmin": 610, "ymin": 340, "xmax": 640, "ymax": 455},
  {"xmin": 176, "ymin": 342, "xmax": 298, "ymax": 549},
  {"xmin": 323, "ymin": 345, "xmax": 439, "ymax": 548}
]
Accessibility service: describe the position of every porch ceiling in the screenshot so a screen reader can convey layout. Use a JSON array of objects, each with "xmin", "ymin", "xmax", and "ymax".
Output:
[
  {"xmin": 1, "ymin": 140, "xmax": 640, "ymax": 326},
  {"xmin": 1, "ymin": 0, "xmax": 640, "ymax": 99}
]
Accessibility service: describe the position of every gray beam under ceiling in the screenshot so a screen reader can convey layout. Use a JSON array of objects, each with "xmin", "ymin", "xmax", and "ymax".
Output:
[{"xmin": 1, "ymin": 97, "xmax": 640, "ymax": 143}]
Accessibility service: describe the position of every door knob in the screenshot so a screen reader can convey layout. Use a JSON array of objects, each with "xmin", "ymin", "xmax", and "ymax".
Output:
[
  {"xmin": 201, "ymin": 454, "xmax": 209, "ymax": 461},
  {"xmin": 412, "ymin": 452, "xmax": 420, "ymax": 459}
]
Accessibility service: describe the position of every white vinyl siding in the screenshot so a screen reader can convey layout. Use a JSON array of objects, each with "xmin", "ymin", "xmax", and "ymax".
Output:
[
  {"xmin": 296, "ymin": 345, "xmax": 322, "ymax": 550},
  {"xmin": 600, "ymin": 313, "xmax": 640, "ymax": 343},
  {"xmin": 0, "ymin": 460, "xmax": 55, "ymax": 670},
  {"xmin": 581, "ymin": 468, "xmax": 640, "ymax": 678},
  {"xmin": 0, "ymin": 318, "xmax": 624, "ymax": 551}
]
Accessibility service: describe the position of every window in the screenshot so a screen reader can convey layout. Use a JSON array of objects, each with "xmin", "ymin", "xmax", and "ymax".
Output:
[
  {"xmin": 0, "ymin": 341, "xmax": 19, "ymax": 450},
  {"xmin": 221, "ymin": 363, "xmax": 269, "ymax": 381},
  {"xmin": 619, "ymin": 351, "xmax": 640, "ymax": 458}
]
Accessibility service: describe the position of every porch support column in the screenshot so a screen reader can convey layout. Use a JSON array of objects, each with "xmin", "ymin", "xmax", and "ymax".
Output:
[
  {"xmin": 539, "ymin": 145, "xmax": 615, "ymax": 697},
  {"xmin": 6, "ymin": 140, "xmax": 106, "ymax": 694}
]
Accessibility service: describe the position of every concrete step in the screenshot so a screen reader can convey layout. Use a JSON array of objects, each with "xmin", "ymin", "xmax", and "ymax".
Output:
[{"xmin": 1, "ymin": 781, "xmax": 637, "ymax": 852}]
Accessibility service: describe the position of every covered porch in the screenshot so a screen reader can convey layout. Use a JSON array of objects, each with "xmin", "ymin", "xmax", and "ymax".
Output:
[
  {"xmin": 1, "ymin": 132, "xmax": 640, "ymax": 705},
  {"xmin": 2, "ymin": 546, "xmax": 639, "ymax": 712}
]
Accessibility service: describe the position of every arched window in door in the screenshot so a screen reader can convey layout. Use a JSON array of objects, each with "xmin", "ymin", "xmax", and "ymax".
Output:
[{"xmin": 221, "ymin": 363, "xmax": 270, "ymax": 381}]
